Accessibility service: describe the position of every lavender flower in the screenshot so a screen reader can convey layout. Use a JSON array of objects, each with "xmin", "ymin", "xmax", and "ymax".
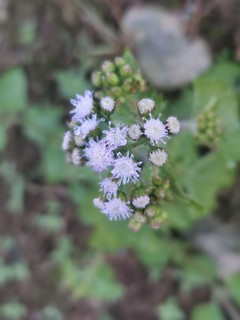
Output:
[
  {"xmin": 70, "ymin": 90, "xmax": 93, "ymax": 121},
  {"xmin": 101, "ymin": 197, "xmax": 133, "ymax": 220},
  {"xmin": 99, "ymin": 178, "xmax": 118, "ymax": 199},
  {"xmin": 84, "ymin": 139, "xmax": 114, "ymax": 173},
  {"xmin": 143, "ymin": 114, "xmax": 168, "ymax": 145},
  {"xmin": 103, "ymin": 123, "xmax": 128, "ymax": 149},
  {"xmin": 111, "ymin": 151, "xmax": 142, "ymax": 185},
  {"xmin": 74, "ymin": 114, "xmax": 103, "ymax": 139}
]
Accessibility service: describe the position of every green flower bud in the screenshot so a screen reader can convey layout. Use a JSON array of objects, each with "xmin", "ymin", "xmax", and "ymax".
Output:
[
  {"xmin": 105, "ymin": 72, "xmax": 119, "ymax": 86},
  {"xmin": 114, "ymin": 57, "xmax": 125, "ymax": 67},
  {"xmin": 144, "ymin": 205, "xmax": 157, "ymax": 218},
  {"xmin": 110, "ymin": 87, "xmax": 122, "ymax": 97},
  {"xmin": 91, "ymin": 71, "xmax": 102, "ymax": 87},
  {"xmin": 128, "ymin": 211, "xmax": 146, "ymax": 232},
  {"xmin": 119, "ymin": 64, "xmax": 132, "ymax": 78},
  {"xmin": 149, "ymin": 208, "xmax": 168, "ymax": 229},
  {"xmin": 102, "ymin": 60, "xmax": 115, "ymax": 73},
  {"xmin": 152, "ymin": 175, "xmax": 163, "ymax": 186},
  {"xmin": 128, "ymin": 218, "xmax": 143, "ymax": 232}
]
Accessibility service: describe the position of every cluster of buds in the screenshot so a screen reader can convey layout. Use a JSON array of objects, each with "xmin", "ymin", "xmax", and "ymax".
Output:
[
  {"xmin": 62, "ymin": 90, "xmax": 180, "ymax": 230},
  {"xmin": 91, "ymin": 52, "xmax": 147, "ymax": 101},
  {"xmin": 195, "ymin": 109, "xmax": 223, "ymax": 149}
]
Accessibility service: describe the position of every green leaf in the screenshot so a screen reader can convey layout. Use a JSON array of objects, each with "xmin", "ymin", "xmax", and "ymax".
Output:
[
  {"xmin": 55, "ymin": 68, "xmax": 91, "ymax": 99},
  {"xmin": 203, "ymin": 62, "xmax": 240, "ymax": 86},
  {"xmin": 157, "ymin": 298, "xmax": 185, "ymax": 320},
  {"xmin": 191, "ymin": 303, "xmax": 224, "ymax": 320},
  {"xmin": 226, "ymin": 273, "xmax": 240, "ymax": 306},
  {"xmin": 0, "ymin": 301, "xmax": 27, "ymax": 320},
  {"xmin": 60, "ymin": 256, "xmax": 124, "ymax": 301},
  {"xmin": 0, "ymin": 68, "xmax": 28, "ymax": 112}
]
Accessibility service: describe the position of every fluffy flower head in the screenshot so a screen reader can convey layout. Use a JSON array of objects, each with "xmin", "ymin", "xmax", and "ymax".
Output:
[
  {"xmin": 143, "ymin": 114, "xmax": 168, "ymax": 145},
  {"xmin": 84, "ymin": 139, "xmax": 114, "ymax": 173},
  {"xmin": 93, "ymin": 198, "xmax": 104, "ymax": 210},
  {"xmin": 137, "ymin": 98, "xmax": 155, "ymax": 114},
  {"xmin": 111, "ymin": 152, "xmax": 142, "ymax": 185},
  {"xmin": 132, "ymin": 195, "xmax": 150, "ymax": 209},
  {"xmin": 72, "ymin": 148, "xmax": 82, "ymax": 166},
  {"xmin": 62, "ymin": 131, "xmax": 73, "ymax": 151},
  {"xmin": 101, "ymin": 197, "xmax": 133, "ymax": 221},
  {"xmin": 100, "ymin": 97, "xmax": 115, "ymax": 112},
  {"xmin": 74, "ymin": 114, "xmax": 102, "ymax": 139},
  {"xmin": 149, "ymin": 149, "xmax": 168, "ymax": 166},
  {"xmin": 166, "ymin": 116, "xmax": 180, "ymax": 134},
  {"xmin": 103, "ymin": 123, "xmax": 128, "ymax": 149},
  {"xmin": 128, "ymin": 124, "xmax": 142, "ymax": 141},
  {"xmin": 99, "ymin": 178, "xmax": 118, "ymax": 199},
  {"xmin": 70, "ymin": 90, "xmax": 93, "ymax": 121}
]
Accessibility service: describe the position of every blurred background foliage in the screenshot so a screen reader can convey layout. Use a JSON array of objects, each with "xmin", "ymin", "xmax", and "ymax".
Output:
[{"xmin": 1, "ymin": 0, "xmax": 240, "ymax": 319}]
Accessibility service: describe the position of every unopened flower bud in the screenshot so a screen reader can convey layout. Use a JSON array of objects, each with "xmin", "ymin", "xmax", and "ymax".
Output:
[
  {"xmin": 149, "ymin": 209, "xmax": 168, "ymax": 229},
  {"xmin": 102, "ymin": 61, "xmax": 115, "ymax": 73},
  {"xmin": 166, "ymin": 116, "xmax": 180, "ymax": 134},
  {"xmin": 132, "ymin": 195, "xmax": 150, "ymax": 209},
  {"xmin": 149, "ymin": 149, "xmax": 168, "ymax": 167},
  {"xmin": 91, "ymin": 71, "xmax": 102, "ymax": 87},
  {"xmin": 106, "ymin": 72, "xmax": 119, "ymax": 86},
  {"xmin": 128, "ymin": 211, "xmax": 146, "ymax": 232},
  {"xmin": 62, "ymin": 131, "xmax": 73, "ymax": 151},
  {"xmin": 137, "ymin": 98, "xmax": 155, "ymax": 115},
  {"xmin": 114, "ymin": 57, "xmax": 125, "ymax": 67},
  {"xmin": 128, "ymin": 124, "xmax": 142, "ymax": 141},
  {"xmin": 119, "ymin": 64, "xmax": 132, "ymax": 78},
  {"xmin": 72, "ymin": 148, "xmax": 82, "ymax": 165},
  {"xmin": 144, "ymin": 205, "xmax": 157, "ymax": 218},
  {"xmin": 100, "ymin": 96, "xmax": 115, "ymax": 112},
  {"xmin": 74, "ymin": 134, "xmax": 84, "ymax": 147}
]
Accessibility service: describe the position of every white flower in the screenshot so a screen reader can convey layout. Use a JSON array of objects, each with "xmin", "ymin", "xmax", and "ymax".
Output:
[
  {"xmin": 72, "ymin": 148, "xmax": 81, "ymax": 165},
  {"xmin": 74, "ymin": 114, "xmax": 102, "ymax": 139},
  {"xmin": 149, "ymin": 149, "xmax": 168, "ymax": 166},
  {"xmin": 100, "ymin": 97, "xmax": 115, "ymax": 112},
  {"xmin": 101, "ymin": 197, "xmax": 133, "ymax": 220},
  {"xmin": 93, "ymin": 198, "xmax": 104, "ymax": 210},
  {"xmin": 128, "ymin": 124, "xmax": 142, "ymax": 141},
  {"xmin": 84, "ymin": 139, "xmax": 114, "ymax": 173},
  {"xmin": 62, "ymin": 131, "xmax": 73, "ymax": 151},
  {"xmin": 70, "ymin": 90, "xmax": 93, "ymax": 121},
  {"xmin": 137, "ymin": 98, "xmax": 155, "ymax": 114},
  {"xmin": 103, "ymin": 123, "xmax": 128, "ymax": 149},
  {"xmin": 99, "ymin": 178, "xmax": 118, "ymax": 199},
  {"xmin": 111, "ymin": 151, "xmax": 142, "ymax": 185},
  {"xmin": 166, "ymin": 116, "xmax": 180, "ymax": 134},
  {"xmin": 132, "ymin": 195, "xmax": 150, "ymax": 209},
  {"xmin": 143, "ymin": 114, "xmax": 168, "ymax": 145},
  {"xmin": 74, "ymin": 134, "xmax": 84, "ymax": 147}
]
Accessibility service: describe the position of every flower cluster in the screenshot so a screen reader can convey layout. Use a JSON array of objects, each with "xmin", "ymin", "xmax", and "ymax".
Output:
[
  {"xmin": 62, "ymin": 90, "xmax": 180, "ymax": 229},
  {"xmin": 91, "ymin": 51, "xmax": 147, "ymax": 101}
]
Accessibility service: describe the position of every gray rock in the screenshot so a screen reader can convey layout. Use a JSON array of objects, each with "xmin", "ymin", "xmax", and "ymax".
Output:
[{"xmin": 122, "ymin": 6, "xmax": 211, "ymax": 89}]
